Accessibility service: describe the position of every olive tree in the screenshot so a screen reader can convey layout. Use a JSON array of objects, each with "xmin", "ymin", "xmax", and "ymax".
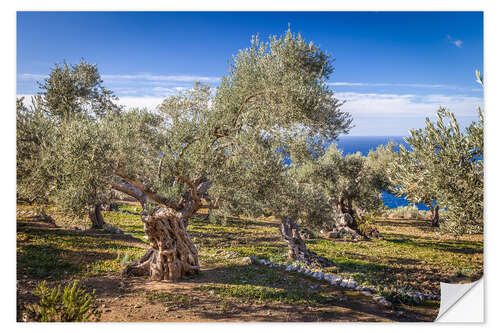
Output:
[
  {"xmin": 200, "ymin": 29, "xmax": 352, "ymax": 267},
  {"xmin": 389, "ymin": 133, "xmax": 441, "ymax": 226},
  {"xmin": 389, "ymin": 106, "xmax": 483, "ymax": 233},
  {"xmin": 18, "ymin": 29, "xmax": 352, "ymax": 280},
  {"xmin": 37, "ymin": 59, "xmax": 121, "ymax": 119},
  {"xmin": 291, "ymin": 144, "xmax": 389, "ymax": 240},
  {"xmin": 17, "ymin": 60, "xmax": 122, "ymax": 229}
]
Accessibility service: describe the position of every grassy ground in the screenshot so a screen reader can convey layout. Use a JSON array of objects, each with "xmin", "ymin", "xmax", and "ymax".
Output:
[{"xmin": 16, "ymin": 202, "xmax": 483, "ymax": 322}]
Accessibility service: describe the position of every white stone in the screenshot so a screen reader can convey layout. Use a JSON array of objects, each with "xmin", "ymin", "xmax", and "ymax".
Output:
[
  {"xmin": 361, "ymin": 291, "xmax": 372, "ymax": 296},
  {"xmin": 380, "ymin": 299, "xmax": 392, "ymax": 307},
  {"xmin": 331, "ymin": 276, "xmax": 341, "ymax": 285},
  {"xmin": 347, "ymin": 280, "xmax": 357, "ymax": 289}
]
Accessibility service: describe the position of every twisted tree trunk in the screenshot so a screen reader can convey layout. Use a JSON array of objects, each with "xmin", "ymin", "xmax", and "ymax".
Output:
[
  {"xmin": 280, "ymin": 216, "xmax": 334, "ymax": 268},
  {"xmin": 328, "ymin": 197, "xmax": 382, "ymax": 240},
  {"xmin": 112, "ymin": 175, "xmax": 205, "ymax": 281},
  {"xmin": 89, "ymin": 204, "xmax": 105, "ymax": 229},
  {"xmin": 329, "ymin": 199, "xmax": 363, "ymax": 240},
  {"xmin": 123, "ymin": 212, "xmax": 199, "ymax": 281}
]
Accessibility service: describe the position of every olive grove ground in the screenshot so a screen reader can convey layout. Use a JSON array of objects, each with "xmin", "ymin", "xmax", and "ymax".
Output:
[{"xmin": 16, "ymin": 200, "xmax": 482, "ymax": 322}]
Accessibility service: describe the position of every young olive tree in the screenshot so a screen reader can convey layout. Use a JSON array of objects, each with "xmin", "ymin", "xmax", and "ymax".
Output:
[
  {"xmin": 16, "ymin": 60, "xmax": 121, "ymax": 229},
  {"xmin": 389, "ymin": 106, "xmax": 483, "ymax": 233},
  {"xmin": 389, "ymin": 133, "xmax": 441, "ymax": 226},
  {"xmin": 38, "ymin": 59, "xmax": 121, "ymax": 120}
]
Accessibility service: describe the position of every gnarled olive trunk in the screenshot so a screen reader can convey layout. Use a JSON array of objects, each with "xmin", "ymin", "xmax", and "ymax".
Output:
[
  {"xmin": 112, "ymin": 175, "xmax": 207, "ymax": 281},
  {"xmin": 89, "ymin": 204, "xmax": 105, "ymax": 229},
  {"xmin": 329, "ymin": 199, "xmax": 363, "ymax": 240},
  {"xmin": 279, "ymin": 216, "xmax": 334, "ymax": 268},
  {"xmin": 329, "ymin": 198, "xmax": 381, "ymax": 240},
  {"xmin": 123, "ymin": 214, "xmax": 199, "ymax": 281},
  {"xmin": 428, "ymin": 204, "xmax": 440, "ymax": 227}
]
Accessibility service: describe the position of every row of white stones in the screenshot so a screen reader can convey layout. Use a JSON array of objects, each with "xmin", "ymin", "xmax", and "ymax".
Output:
[{"xmin": 249, "ymin": 256, "xmax": 440, "ymax": 306}]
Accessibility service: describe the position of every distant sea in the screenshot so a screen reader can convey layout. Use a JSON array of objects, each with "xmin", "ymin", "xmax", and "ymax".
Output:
[{"xmin": 333, "ymin": 136, "xmax": 428, "ymax": 210}]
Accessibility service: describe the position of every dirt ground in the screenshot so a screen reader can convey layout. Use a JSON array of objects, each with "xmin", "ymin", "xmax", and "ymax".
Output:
[{"xmin": 16, "ymin": 215, "xmax": 440, "ymax": 322}]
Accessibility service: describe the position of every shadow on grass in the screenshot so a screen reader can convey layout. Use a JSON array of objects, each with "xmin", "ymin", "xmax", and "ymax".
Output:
[
  {"xmin": 17, "ymin": 243, "xmax": 116, "ymax": 280},
  {"xmin": 162, "ymin": 263, "xmax": 437, "ymax": 322},
  {"xmin": 191, "ymin": 214, "xmax": 279, "ymax": 228},
  {"xmin": 383, "ymin": 233, "xmax": 483, "ymax": 255},
  {"xmin": 17, "ymin": 225, "xmax": 148, "ymax": 281},
  {"xmin": 19, "ymin": 222, "xmax": 147, "ymax": 246},
  {"xmin": 375, "ymin": 219, "xmax": 432, "ymax": 229}
]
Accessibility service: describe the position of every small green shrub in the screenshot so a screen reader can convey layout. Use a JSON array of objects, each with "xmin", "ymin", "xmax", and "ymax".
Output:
[
  {"xmin": 24, "ymin": 280, "xmax": 101, "ymax": 322},
  {"xmin": 357, "ymin": 221, "xmax": 380, "ymax": 238},
  {"xmin": 357, "ymin": 214, "xmax": 381, "ymax": 238}
]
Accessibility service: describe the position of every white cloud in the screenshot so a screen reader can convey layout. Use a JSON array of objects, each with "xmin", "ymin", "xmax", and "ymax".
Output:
[
  {"xmin": 117, "ymin": 96, "xmax": 166, "ymax": 110},
  {"xmin": 18, "ymin": 73, "xmax": 47, "ymax": 80},
  {"xmin": 152, "ymin": 86, "xmax": 187, "ymax": 94},
  {"xmin": 328, "ymin": 81, "xmax": 480, "ymax": 91},
  {"xmin": 18, "ymin": 72, "xmax": 220, "ymax": 83},
  {"xmin": 101, "ymin": 73, "xmax": 220, "ymax": 83},
  {"xmin": 16, "ymin": 91, "xmax": 483, "ymax": 135},
  {"xmin": 447, "ymin": 35, "xmax": 464, "ymax": 48},
  {"xmin": 336, "ymin": 92, "xmax": 483, "ymax": 118}
]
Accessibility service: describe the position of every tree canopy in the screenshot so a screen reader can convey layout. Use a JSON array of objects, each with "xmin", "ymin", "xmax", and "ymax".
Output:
[
  {"xmin": 389, "ymin": 107, "xmax": 483, "ymax": 234},
  {"xmin": 17, "ymin": 28, "xmax": 353, "ymax": 279}
]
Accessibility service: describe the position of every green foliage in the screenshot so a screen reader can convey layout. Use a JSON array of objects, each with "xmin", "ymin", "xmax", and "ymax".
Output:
[
  {"xmin": 390, "ymin": 106, "xmax": 483, "ymax": 235},
  {"xmin": 289, "ymin": 143, "xmax": 391, "ymax": 230},
  {"xmin": 17, "ymin": 28, "xmax": 353, "ymax": 231},
  {"xmin": 37, "ymin": 59, "xmax": 120, "ymax": 119},
  {"xmin": 16, "ymin": 59, "xmax": 121, "ymax": 216},
  {"xmin": 197, "ymin": 284, "xmax": 324, "ymax": 305},
  {"xmin": 24, "ymin": 280, "xmax": 101, "ymax": 322}
]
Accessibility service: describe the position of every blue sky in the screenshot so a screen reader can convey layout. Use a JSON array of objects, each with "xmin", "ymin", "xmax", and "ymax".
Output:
[{"xmin": 17, "ymin": 11, "xmax": 484, "ymax": 135}]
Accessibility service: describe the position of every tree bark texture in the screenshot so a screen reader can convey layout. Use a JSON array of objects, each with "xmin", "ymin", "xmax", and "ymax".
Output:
[
  {"xmin": 429, "ymin": 204, "xmax": 440, "ymax": 227},
  {"xmin": 279, "ymin": 216, "xmax": 334, "ymax": 268},
  {"xmin": 123, "ymin": 214, "xmax": 199, "ymax": 281},
  {"xmin": 89, "ymin": 204, "xmax": 106, "ymax": 229},
  {"xmin": 330, "ymin": 199, "xmax": 363, "ymax": 240},
  {"xmin": 113, "ymin": 178, "xmax": 203, "ymax": 281}
]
